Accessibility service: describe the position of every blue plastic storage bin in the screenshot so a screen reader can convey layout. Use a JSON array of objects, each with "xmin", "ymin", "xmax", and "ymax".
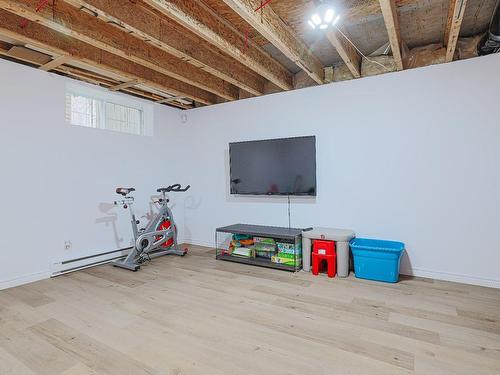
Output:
[{"xmin": 350, "ymin": 238, "xmax": 405, "ymax": 283}]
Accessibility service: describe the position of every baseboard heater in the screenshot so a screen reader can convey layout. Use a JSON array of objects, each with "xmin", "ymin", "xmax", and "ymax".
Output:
[{"xmin": 51, "ymin": 247, "xmax": 132, "ymax": 276}]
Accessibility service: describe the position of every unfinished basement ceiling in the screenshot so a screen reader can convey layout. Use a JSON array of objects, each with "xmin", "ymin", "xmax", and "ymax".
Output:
[
  {"xmin": 208, "ymin": 0, "xmax": 496, "ymax": 67},
  {"xmin": 0, "ymin": 0, "xmax": 497, "ymax": 109}
]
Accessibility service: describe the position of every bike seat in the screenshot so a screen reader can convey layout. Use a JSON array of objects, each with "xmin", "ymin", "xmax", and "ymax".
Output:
[{"xmin": 116, "ymin": 187, "xmax": 135, "ymax": 196}]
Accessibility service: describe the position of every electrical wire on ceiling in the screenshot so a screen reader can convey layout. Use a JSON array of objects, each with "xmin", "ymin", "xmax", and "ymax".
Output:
[
  {"xmin": 333, "ymin": 25, "xmax": 393, "ymax": 73},
  {"xmin": 243, "ymin": 0, "xmax": 274, "ymax": 53},
  {"xmin": 255, "ymin": 0, "xmax": 274, "ymax": 12},
  {"xmin": 20, "ymin": 0, "xmax": 52, "ymax": 28}
]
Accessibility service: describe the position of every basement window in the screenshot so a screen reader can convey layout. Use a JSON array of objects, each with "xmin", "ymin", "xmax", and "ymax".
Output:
[{"xmin": 65, "ymin": 83, "xmax": 153, "ymax": 136}]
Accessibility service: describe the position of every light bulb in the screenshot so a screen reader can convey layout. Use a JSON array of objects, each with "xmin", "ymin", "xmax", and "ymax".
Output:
[
  {"xmin": 324, "ymin": 8, "xmax": 335, "ymax": 23},
  {"xmin": 307, "ymin": 3, "xmax": 341, "ymax": 30},
  {"xmin": 311, "ymin": 14, "xmax": 322, "ymax": 25}
]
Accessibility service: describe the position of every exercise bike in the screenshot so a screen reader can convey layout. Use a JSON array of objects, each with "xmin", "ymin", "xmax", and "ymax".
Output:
[{"xmin": 112, "ymin": 184, "xmax": 190, "ymax": 271}]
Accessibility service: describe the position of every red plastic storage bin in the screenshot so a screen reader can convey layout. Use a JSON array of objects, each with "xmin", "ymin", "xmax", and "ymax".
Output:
[{"xmin": 313, "ymin": 239, "xmax": 336, "ymax": 256}]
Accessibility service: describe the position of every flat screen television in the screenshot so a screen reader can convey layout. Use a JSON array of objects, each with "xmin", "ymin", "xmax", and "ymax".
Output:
[{"xmin": 229, "ymin": 136, "xmax": 316, "ymax": 196}]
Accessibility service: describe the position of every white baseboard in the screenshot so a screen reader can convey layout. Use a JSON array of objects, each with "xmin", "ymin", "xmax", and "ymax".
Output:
[
  {"xmin": 0, "ymin": 270, "xmax": 51, "ymax": 291},
  {"xmin": 182, "ymin": 238, "xmax": 214, "ymax": 248},
  {"xmin": 403, "ymin": 267, "xmax": 500, "ymax": 289}
]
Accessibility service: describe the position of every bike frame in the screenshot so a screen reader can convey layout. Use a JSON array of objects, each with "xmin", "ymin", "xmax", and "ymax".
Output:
[{"xmin": 112, "ymin": 189, "xmax": 185, "ymax": 271}]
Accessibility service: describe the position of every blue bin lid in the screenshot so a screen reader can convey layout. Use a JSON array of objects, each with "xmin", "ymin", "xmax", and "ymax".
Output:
[{"xmin": 350, "ymin": 238, "xmax": 405, "ymax": 252}]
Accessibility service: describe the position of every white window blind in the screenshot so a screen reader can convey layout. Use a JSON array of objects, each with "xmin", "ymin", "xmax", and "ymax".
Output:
[
  {"xmin": 65, "ymin": 94, "xmax": 101, "ymax": 129},
  {"xmin": 65, "ymin": 83, "xmax": 153, "ymax": 136},
  {"xmin": 105, "ymin": 101, "xmax": 143, "ymax": 135}
]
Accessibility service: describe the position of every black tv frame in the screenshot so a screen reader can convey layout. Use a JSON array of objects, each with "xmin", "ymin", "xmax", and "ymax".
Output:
[{"xmin": 229, "ymin": 135, "xmax": 317, "ymax": 196}]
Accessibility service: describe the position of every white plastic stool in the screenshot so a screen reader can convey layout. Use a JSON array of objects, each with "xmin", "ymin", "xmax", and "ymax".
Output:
[{"xmin": 302, "ymin": 227, "xmax": 356, "ymax": 277}]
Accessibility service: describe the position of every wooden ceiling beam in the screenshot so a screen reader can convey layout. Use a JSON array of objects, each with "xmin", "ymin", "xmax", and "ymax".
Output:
[
  {"xmin": 3, "ymin": 45, "xmax": 51, "ymax": 65},
  {"xmin": 59, "ymin": 66, "xmax": 193, "ymax": 109},
  {"xmin": 325, "ymin": 28, "xmax": 361, "ymax": 78},
  {"xmin": 0, "ymin": 0, "xmax": 237, "ymax": 101},
  {"xmin": 221, "ymin": 0, "xmax": 324, "ymax": 84},
  {"xmin": 156, "ymin": 96, "xmax": 185, "ymax": 104},
  {"xmin": 64, "ymin": 0, "xmax": 266, "ymax": 96},
  {"xmin": 379, "ymin": 0, "xmax": 404, "ymax": 70},
  {"xmin": 0, "ymin": 41, "xmax": 192, "ymax": 109},
  {"xmin": 109, "ymin": 79, "xmax": 141, "ymax": 92},
  {"xmin": 142, "ymin": 0, "xmax": 293, "ymax": 91},
  {"xmin": 0, "ymin": 10, "xmax": 217, "ymax": 105},
  {"xmin": 341, "ymin": 0, "xmax": 410, "ymax": 24},
  {"xmin": 39, "ymin": 54, "xmax": 71, "ymax": 71},
  {"xmin": 444, "ymin": 0, "xmax": 468, "ymax": 62}
]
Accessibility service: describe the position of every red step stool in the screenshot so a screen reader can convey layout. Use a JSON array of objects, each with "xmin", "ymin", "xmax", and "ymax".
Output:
[{"xmin": 312, "ymin": 240, "xmax": 336, "ymax": 278}]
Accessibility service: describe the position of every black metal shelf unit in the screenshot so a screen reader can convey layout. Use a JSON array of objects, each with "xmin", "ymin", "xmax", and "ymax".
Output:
[{"xmin": 215, "ymin": 224, "xmax": 303, "ymax": 272}]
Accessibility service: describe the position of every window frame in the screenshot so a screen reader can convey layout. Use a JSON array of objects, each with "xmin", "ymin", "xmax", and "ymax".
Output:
[{"xmin": 65, "ymin": 82, "xmax": 154, "ymax": 136}]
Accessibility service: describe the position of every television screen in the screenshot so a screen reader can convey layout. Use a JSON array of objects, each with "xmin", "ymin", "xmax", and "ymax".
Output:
[{"xmin": 229, "ymin": 136, "xmax": 316, "ymax": 196}]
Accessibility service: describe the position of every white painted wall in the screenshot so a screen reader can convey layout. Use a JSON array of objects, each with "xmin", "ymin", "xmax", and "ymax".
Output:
[
  {"xmin": 2, "ymin": 54, "xmax": 500, "ymax": 289},
  {"xmin": 0, "ymin": 59, "xmax": 187, "ymax": 289},
  {"xmin": 182, "ymin": 54, "xmax": 500, "ymax": 288}
]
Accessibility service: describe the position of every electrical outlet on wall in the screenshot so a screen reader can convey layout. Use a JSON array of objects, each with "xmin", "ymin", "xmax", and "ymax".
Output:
[{"xmin": 64, "ymin": 241, "xmax": 72, "ymax": 251}]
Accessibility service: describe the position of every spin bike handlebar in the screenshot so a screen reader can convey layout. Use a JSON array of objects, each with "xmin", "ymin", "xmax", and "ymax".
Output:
[{"xmin": 157, "ymin": 184, "xmax": 191, "ymax": 193}]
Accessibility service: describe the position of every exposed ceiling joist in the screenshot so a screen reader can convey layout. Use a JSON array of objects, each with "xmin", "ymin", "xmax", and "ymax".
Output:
[
  {"xmin": 0, "ymin": 41, "xmax": 192, "ymax": 109},
  {"xmin": 0, "ymin": 0, "xmax": 237, "ymax": 101},
  {"xmin": 64, "ymin": 0, "xmax": 266, "ymax": 97},
  {"xmin": 156, "ymin": 96, "xmax": 185, "ymax": 104},
  {"xmin": 325, "ymin": 28, "xmax": 361, "ymax": 78},
  {"xmin": 109, "ymin": 79, "xmax": 141, "ymax": 91},
  {"xmin": 142, "ymin": 0, "xmax": 294, "ymax": 91},
  {"xmin": 0, "ymin": 10, "xmax": 217, "ymax": 105},
  {"xmin": 221, "ymin": 0, "xmax": 325, "ymax": 84},
  {"xmin": 39, "ymin": 54, "xmax": 71, "ymax": 71},
  {"xmin": 59, "ymin": 66, "xmax": 193, "ymax": 109},
  {"xmin": 57, "ymin": 66, "xmax": 190, "ymax": 109},
  {"xmin": 444, "ymin": 0, "xmax": 469, "ymax": 62},
  {"xmin": 379, "ymin": 0, "xmax": 404, "ymax": 70},
  {"xmin": 4, "ymin": 45, "xmax": 51, "ymax": 65}
]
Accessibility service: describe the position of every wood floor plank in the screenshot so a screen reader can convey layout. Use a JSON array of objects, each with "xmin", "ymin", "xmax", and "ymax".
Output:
[
  {"xmin": 0, "ymin": 293, "xmax": 51, "ymax": 330},
  {"xmin": 358, "ymin": 322, "xmax": 500, "ymax": 374},
  {"xmin": 4, "ymin": 283, "xmax": 55, "ymax": 307},
  {"xmin": 0, "ymin": 347, "xmax": 38, "ymax": 375},
  {"xmin": 82, "ymin": 266, "xmax": 146, "ymax": 288},
  {"xmin": 354, "ymin": 297, "xmax": 500, "ymax": 334},
  {"xmin": 389, "ymin": 312, "xmax": 500, "ymax": 351},
  {"xmin": 0, "ymin": 326, "xmax": 77, "ymax": 375},
  {"xmin": 252, "ymin": 284, "xmax": 389, "ymax": 319},
  {"xmin": 29, "ymin": 319, "xmax": 156, "ymax": 375},
  {"xmin": 271, "ymin": 297, "xmax": 440, "ymax": 344},
  {"xmin": 59, "ymin": 363, "xmax": 101, "ymax": 375},
  {"xmin": 1, "ymin": 244, "xmax": 499, "ymax": 374}
]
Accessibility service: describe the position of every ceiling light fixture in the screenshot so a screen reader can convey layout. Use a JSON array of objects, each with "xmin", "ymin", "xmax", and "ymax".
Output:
[{"xmin": 307, "ymin": 1, "xmax": 341, "ymax": 30}]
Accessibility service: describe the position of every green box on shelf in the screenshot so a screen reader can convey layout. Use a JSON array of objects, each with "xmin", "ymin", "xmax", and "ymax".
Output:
[
  {"xmin": 254, "ymin": 244, "xmax": 276, "ymax": 259},
  {"xmin": 277, "ymin": 241, "xmax": 301, "ymax": 255},
  {"xmin": 271, "ymin": 252, "xmax": 302, "ymax": 266},
  {"xmin": 253, "ymin": 237, "xmax": 276, "ymax": 245}
]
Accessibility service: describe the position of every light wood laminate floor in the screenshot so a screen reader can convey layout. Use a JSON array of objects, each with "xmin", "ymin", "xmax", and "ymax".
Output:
[{"xmin": 1, "ymin": 245, "xmax": 500, "ymax": 375}]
